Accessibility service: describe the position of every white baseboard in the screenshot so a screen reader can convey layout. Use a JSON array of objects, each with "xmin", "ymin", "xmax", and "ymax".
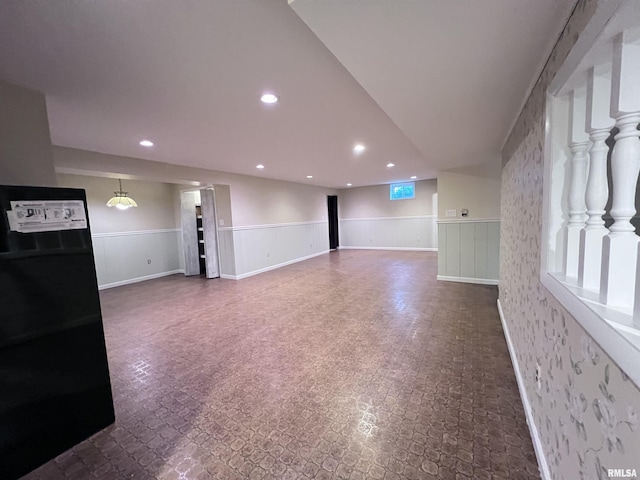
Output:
[
  {"xmin": 220, "ymin": 274, "xmax": 236, "ymax": 280},
  {"xmin": 437, "ymin": 275, "xmax": 499, "ymax": 285},
  {"xmin": 497, "ymin": 299, "xmax": 550, "ymax": 480},
  {"xmin": 225, "ymin": 250, "xmax": 330, "ymax": 280},
  {"xmin": 338, "ymin": 246, "xmax": 437, "ymax": 252},
  {"xmin": 98, "ymin": 269, "xmax": 184, "ymax": 290}
]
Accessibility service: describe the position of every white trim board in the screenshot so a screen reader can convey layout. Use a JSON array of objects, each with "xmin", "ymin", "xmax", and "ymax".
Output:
[
  {"xmin": 497, "ymin": 299, "xmax": 550, "ymax": 480},
  {"xmin": 339, "ymin": 215, "xmax": 436, "ymax": 222},
  {"xmin": 223, "ymin": 250, "xmax": 330, "ymax": 280},
  {"xmin": 339, "ymin": 246, "xmax": 437, "ymax": 252},
  {"xmin": 437, "ymin": 275, "xmax": 499, "ymax": 286},
  {"xmin": 92, "ymin": 228, "xmax": 180, "ymax": 238},
  {"xmin": 436, "ymin": 218, "xmax": 500, "ymax": 224},
  {"xmin": 218, "ymin": 220, "xmax": 326, "ymax": 232},
  {"xmin": 98, "ymin": 269, "xmax": 185, "ymax": 290}
]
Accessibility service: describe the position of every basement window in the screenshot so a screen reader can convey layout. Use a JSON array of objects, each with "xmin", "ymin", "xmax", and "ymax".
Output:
[
  {"xmin": 542, "ymin": 0, "xmax": 640, "ymax": 386},
  {"xmin": 390, "ymin": 182, "xmax": 415, "ymax": 200}
]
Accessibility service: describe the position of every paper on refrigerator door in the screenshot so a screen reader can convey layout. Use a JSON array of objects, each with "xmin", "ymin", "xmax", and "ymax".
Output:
[{"xmin": 7, "ymin": 200, "xmax": 88, "ymax": 233}]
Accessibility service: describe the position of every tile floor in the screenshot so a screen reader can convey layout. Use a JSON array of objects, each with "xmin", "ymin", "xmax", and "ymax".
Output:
[{"xmin": 23, "ymin": 250, "xmax": 540, "ymax": 480}]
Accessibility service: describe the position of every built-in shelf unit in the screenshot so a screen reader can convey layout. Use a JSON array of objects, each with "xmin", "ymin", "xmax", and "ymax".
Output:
[{"xmin": 181, "ymin": 188, "xmax": 220, "ymax": 279}]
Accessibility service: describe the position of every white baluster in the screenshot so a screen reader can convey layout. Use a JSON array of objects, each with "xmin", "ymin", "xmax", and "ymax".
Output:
[
  {"xmin": 564, "ymin": 86, "xmax": 590, "ymax": 279},
  {"xmin": 600, "ymin": 30, "xmax": 640, "ymax": 308},
  {"xmin": 578, "ymin": 64, "xmax": 614, "ymax": 290}
]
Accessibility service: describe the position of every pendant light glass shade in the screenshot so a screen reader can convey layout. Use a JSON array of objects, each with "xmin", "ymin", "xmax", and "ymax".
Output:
[{"xmin": 106, "ymin": 179, "xmax": 138, "ymax": 210}]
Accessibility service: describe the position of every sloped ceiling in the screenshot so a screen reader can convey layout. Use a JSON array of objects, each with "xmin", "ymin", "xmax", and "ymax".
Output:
[
  {"xmin": 290, "ymin": 0, "xmax": 577, "ymax": 171},
  {"xmin": 0, "ymin": 0, "xmax": 575, "ymax": 187}
]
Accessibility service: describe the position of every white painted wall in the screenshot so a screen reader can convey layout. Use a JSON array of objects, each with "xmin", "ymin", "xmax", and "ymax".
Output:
[
  {"xmin": 54, "ymin": 147, "xmax": 337, "ymax": 279},
  {"xmin": 437, "ymin": 221, "xmax": 500, "ymax": 284},
  {"xmin": 436, "ymin": 161, "xmax": 501, "ymax": 283},
  {"xmin": 57, "ymin": 173, "xmax": 181, "ymax": 288},
  {"xmin": 225, "ymin": 222, "xmax": 329, "ymax": 279},
  {"xmin": 217, "ymin": 229, "xmax": 236, "ymax": 277},
  {"xmin": 92, "ymin": 230, "xmax": 181, "ymax": 289},
  {"xmin": 0, "ymin": 81, "xmax": 56, "ymax": 187},
  {"xmin": 340, "ymin": 217, "xmax": 437, "ymax": 251},
  {"xmin": 208, "ymin": 177, "xmax": 334, "ymax": 278},
  {"xmin": 337, "ymin": 180, "xmax": 437, "ymax": 250}
]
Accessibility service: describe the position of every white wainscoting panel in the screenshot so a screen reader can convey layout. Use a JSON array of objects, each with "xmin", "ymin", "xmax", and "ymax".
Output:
[
  {"xmin": 217, "ymin": 228, "xmax": 236, "ymax": 278},
  {"xmin": 437, "ymin": 220, "xmax": 500, "ymax": 284},
  {"xmin": 92, "ymin": 229, "xmax": 182, "ymax": 289},
  {"xmin": 339, "ymin": 216, "xmax": 437, "ymax": 250},
  {"xmin": 222, "ymin": 221, "xmax": 330, "ymax": 279}
]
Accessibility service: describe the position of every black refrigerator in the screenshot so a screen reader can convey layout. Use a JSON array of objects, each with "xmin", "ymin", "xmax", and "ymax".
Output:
[{"xmin": 0, "ymin": 185, "xmax": 115, "ymax": 479}]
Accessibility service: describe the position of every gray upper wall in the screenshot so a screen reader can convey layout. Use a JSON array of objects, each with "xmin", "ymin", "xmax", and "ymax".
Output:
[
  {"xmin": 337, "ymin": 179, "xmax": 436, "ymax": 219},
  {"xmin": 0, "ymin": 80, "xmax": 56, "ymax": 187},
  {"xmin": 57, "ymin": 173, "xmax": 178, "ymax": 235},
  {"xmin": 53, "ymin": 146, "xmax": 337, "ymax": 227},
  {"xmin": 437, "ymin": 161, "xmax": 501, "ymax": 221}
]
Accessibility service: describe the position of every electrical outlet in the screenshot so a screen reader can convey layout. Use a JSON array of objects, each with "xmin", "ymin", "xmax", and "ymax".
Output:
[
  {"xmin": 219, "ymin": 219, "xmax": 225, "ymax": 226},
  {"xmin": 535, "ymin": 364, "xmax": 542, "ymax": 390},
  {"xmin": 267, "ymin": 252, "xmax": 270, "ymax": 258},
  {"xmin": 445, "ymin": 209, "xmax": 457, "ymax": 217}
]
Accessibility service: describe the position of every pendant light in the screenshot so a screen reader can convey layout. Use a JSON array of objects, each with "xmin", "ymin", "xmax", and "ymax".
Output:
[{"xmin": 106, "ymin": 179, "xmax": 138, "ymax": 210}]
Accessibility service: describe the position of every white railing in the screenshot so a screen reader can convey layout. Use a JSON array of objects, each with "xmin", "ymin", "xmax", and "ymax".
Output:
[
  {"xmin": 559, "ymin": 29, "xmax": 640, "ymax": 329},
  {"xmin": 543, "ymin": 0, "xmax": 640, "ymax": 388}
]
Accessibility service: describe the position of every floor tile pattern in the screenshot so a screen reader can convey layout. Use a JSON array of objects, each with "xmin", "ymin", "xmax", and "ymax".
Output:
[{"xmin": 22, "ymin": 250, "xmax": 540, "ymax": 479}]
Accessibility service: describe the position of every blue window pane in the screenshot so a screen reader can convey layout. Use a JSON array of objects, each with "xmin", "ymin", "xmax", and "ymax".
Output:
[{"xmin": 390, "ymin": 182, "xmax": 415, "ymax": 200}]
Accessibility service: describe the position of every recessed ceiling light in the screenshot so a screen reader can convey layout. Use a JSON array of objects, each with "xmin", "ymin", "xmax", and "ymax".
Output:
[
  {"xmin": 261, "ymin": 93, "xmax": 278, "ymax": 104},
  {"xmin": 387, "ymin": 163, "xmax": 395, "ymax": 167},
  {"xmin": 353, "ymin": 144, "xmax": 365, "ymax": 153},
  {"xmin": 411, "ymin": 176, "xmax": 417, "ymax": 179},
  {"xmin": 139, "ymin": 140, "xmax": 154, "ymax": 147},
  {"xmin": 256, "ymin": 164, "xmax": 265, "ymax": 169},
  {"xmin": 347, "ymin": 183, "xmax": 352, "ymax": 187},
  {"xmin": 306, "ymin": 175, "xmax": 313, "ymax": 179}
]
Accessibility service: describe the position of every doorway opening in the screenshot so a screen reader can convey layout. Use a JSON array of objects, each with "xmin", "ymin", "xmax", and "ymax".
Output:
[{"xmin": 327, "ymin": 195, "xmax": 339, "ymax": 250}]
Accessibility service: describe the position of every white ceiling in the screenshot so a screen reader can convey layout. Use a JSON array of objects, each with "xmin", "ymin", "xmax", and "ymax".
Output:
[
  {"xmin": 290, "ymin": 0, "xmax": 577, "ymax": 171},
  {"xmin": 0, "ymin": 0, "xmax": 575, "ymax": 189}
]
